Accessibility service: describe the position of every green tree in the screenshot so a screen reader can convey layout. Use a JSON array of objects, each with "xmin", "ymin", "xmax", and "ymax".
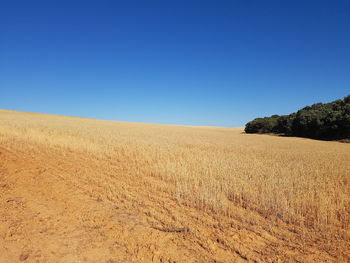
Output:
[{"xmin": 245, "ymin": 95, "xmax": 350, "ymax": 140}]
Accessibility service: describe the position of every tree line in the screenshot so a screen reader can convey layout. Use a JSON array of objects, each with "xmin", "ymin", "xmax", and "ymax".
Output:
[{"xmin": 245, "ymin": 95, "xmax": 350, "ymax": 140}]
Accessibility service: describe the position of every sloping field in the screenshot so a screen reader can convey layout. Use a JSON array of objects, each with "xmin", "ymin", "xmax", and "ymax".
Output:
[{"xmin": 0, "ymin": 109, "xmax": 349, "ymax": 262}]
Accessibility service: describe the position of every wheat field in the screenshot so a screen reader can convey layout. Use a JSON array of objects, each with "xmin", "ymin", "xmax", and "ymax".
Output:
[{"xmin": 0, "ymin": 109, "xmax": 349, "ymax": 262}]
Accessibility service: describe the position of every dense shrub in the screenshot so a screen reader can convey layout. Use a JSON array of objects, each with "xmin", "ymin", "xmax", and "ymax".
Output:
[
  {"xmin": 245, "ymin": 95, "xmax": 350, "ymax": 140},
  {"xmin": 245, "ymin": 115, "xmax": 280, "ymax": 134}
]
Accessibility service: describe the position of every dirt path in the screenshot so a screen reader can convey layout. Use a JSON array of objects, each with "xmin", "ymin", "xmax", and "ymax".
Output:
[{"xmin": 0, "ymin": 143, "xmax": 347, "ymax": 262}]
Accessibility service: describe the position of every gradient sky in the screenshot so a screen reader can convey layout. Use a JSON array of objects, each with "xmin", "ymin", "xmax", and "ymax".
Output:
[{"xmin": 1, "ymin": 1, "xmax": 349, "ymax": 126}]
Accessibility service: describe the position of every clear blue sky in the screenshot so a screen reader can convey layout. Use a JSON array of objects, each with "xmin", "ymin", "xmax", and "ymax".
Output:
[{"xmin": 1, "ymin": 0, "xmax": 349, "ymax": 126}]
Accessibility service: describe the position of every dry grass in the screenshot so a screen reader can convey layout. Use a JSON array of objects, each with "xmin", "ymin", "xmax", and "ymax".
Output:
[{"xmin": 1, "ymin": 109, "xmax": 349, "ymax": 233}]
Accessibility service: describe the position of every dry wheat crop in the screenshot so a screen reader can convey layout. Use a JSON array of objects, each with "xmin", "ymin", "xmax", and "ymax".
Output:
[{"xmin": 1, "ymin": 109, "xmax": 349, "ymax": 233}]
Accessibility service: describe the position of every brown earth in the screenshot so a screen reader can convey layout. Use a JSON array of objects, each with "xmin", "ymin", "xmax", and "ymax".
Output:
[{"xmin": 0, "ymin": 110, "xmax": 349, "ymax": 262}]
